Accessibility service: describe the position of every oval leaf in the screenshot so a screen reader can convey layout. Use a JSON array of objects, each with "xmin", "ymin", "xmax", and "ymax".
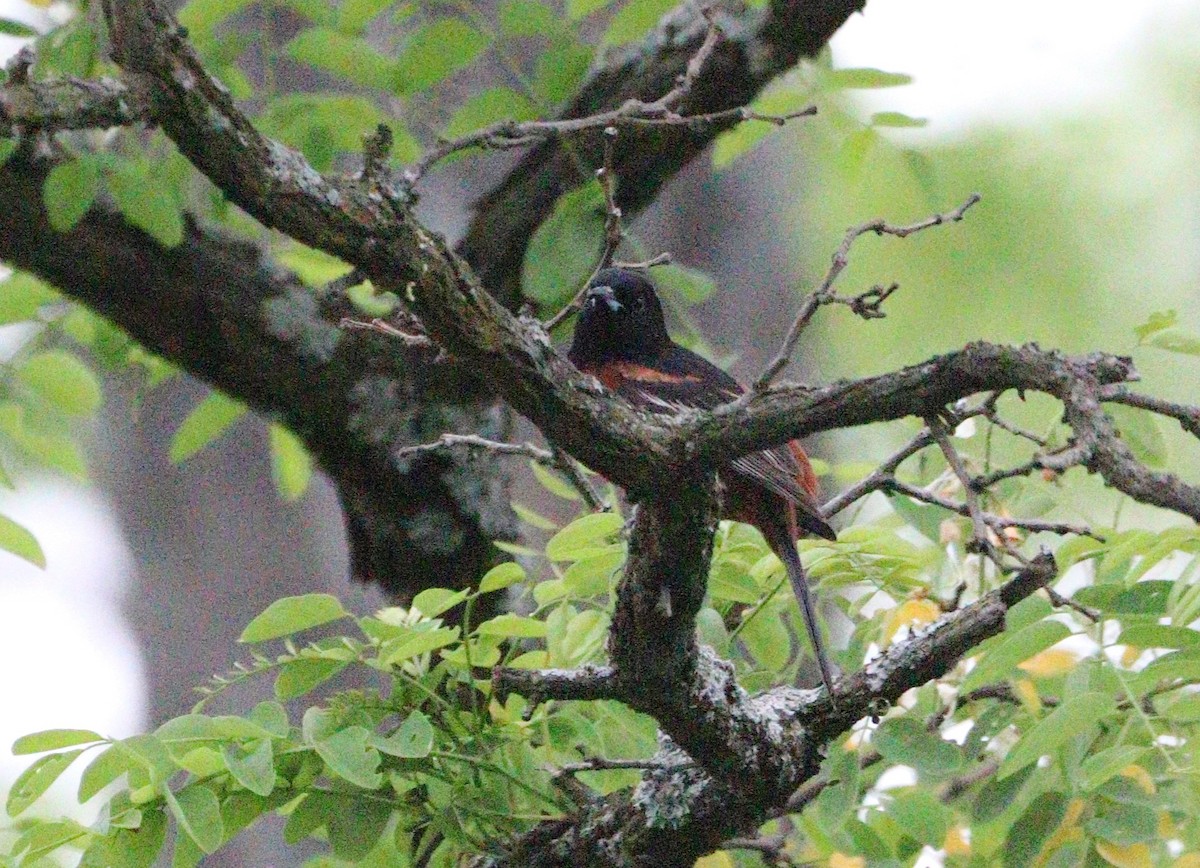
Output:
[
  {"xmin": 239, "ymin": 593, "xmax": 349, "ymax": 643},
  {"xmin": 18, "ymin": 350, "xmax": 102, "ymax": 417},
  {"xmin": 13, "ymin": 729, "xmax": 103, "ymax": 756}
]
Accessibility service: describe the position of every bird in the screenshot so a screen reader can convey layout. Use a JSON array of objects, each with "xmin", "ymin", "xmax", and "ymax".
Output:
[{"xmin": 567, "ymin": 267, "xmax": 838, "ymax": 698}]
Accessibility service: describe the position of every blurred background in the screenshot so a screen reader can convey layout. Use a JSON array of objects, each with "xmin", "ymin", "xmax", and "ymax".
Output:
[{"xmin": 1, "ymin": 0, "xmax": 1198, "ymax": 863}]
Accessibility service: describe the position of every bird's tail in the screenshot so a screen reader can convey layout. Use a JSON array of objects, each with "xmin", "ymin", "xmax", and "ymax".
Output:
[{"xmin": 761, "ymin": 519, "xmax": 836, "ymax": 701}]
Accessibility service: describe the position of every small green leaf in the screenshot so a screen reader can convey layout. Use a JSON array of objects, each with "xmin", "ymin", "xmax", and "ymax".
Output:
[
  {"xmin": 523, "ymin": 184, "xmax": 605, "ymax": 308},
  {"xmin": 531, "ymin": 41, "xmax": 592, "ymax": 105},
  {"xmin": 239, "ymin": 593, "xmax": 349, "ymax": 643},
  {"xmin": 0, "ymin": 138, "xmax": 18, "ymax": 167},
  {"xmin": 78, "ymin": 744, "xmax": 139, "ymax": 802},
  {"xmin": 479, "ymin": 561, "xmax": 526, "ymax": 592},
  {"xmin": 267, "ymin": 423, "xmax": 313, "ymax": 502},
  {"xmin": 563, "ymin": 548, "xmax": 624, "ymax": 597},
  {"xmin": 499, "ymin": 0, "xmax": 560, "ymax": 35},
  {"xmin": 476, "ymin": 612, "xmax": 548, "ymax": 638},
  {"xmin": 873, "ymin": 717, "xmax": 963, "ymax": 780},
  {"xmin": 336, "ymin": 0, "xmax": 394, "ymax": 34},
  {"xmin": 106, "ymin": 160, "xmax": 184, "ymax": 248},
  {"xmin": 1117, "ymin": 623, "xmax": 1200, "ymax": 649},
  {"xmin": 394, "ymin": 20, "xmax": 489, "ymax": 95},
  {"xmin": 738, "ymin": 611, "xmax": 790, "ymax": 670},
  {"xmin": 886, "ymin": 787, "xmax": 950, "ymax": 847},
  {"xmin": 1105, "ymin": 403, "xmax": 1168, "ymax": 469},
  {"xmin": 249, "ymin": 701, "xmax": 290, "ymax": 738},
  {"xmin": 566, "ymin": 0, "xmax": 609, "ymax": 19},
  {"xmin": 315, "ymin": 727, "xmax": 382, "ymax": 789},
  {"xmin": 1133, "ymin": 309, "xmax": 1177, "ymax": 343},
  {"xmin": 998, "ymin": 691, "xmax": 1118, "ymax": 779},
  {"xmin": 1085, "ymin": 802, "xmax": 1158, "ymax": 846},
  {"xmin": 374, "ymin": 711, "xmax": 434, "ymax": 758},
  {"xmin": 274, "ymin": 658, "xmax": 345, "ymax": 699},
  {"xmin": 411, "ymin": 587, "xmax": 469, "ymax": 618},
  {"xmin": 826, "ymin": 67, "xmax": 913, "ymax": 89},
  {"xmin": 6, "ymin": 750, "xmax": 85, "ymax": 816},
  {"xmin": 0, "ymin": 18, "xmax": 38, "ymax": 37},
  {"xmin": 1079, "ymin": 745, "xmax": 1149, "ymax": 791},
  {"xmin": 530, "ymin": 460, "xmax": 582, "ymax": 500},
  {"xmin": 178, "ymin": 0, "xmax": 257, "ymax": 42},
  {"xmin": 1004, "ymin": 791, "xmax": 1067, "ymax": 867},
  {"xmin": 0, "ymin": 513, "xmax": 45, "ymax": 568},
  {"xmin": 960, "ymin": 620, "xmax": 1070, "ymax": 693},
  {"xmin": 169, "ymin": 391, "xmax": 247, "ymax": 463},
  {"xmin": 284, "ymin": 27, "xmax": 398, "ymax": 90},
  {"xmin": 166, "ymin": 785, "xmax": 224, "ymax": 854},
  {"xmin": 1144, "ymin": 328, "xmax": 1200, "ymax": 356},
  {"xmin": 443, "ymin": 87, "xmax": 538, "ymax": 141},
  {"xmin": 545, "ymin": 512, "xmax": 624, "ymax": 561},
  {"xmin": 870, "ymin": 111, "xmax": 928, "ymax": 128},
  {"xmin": 18, "ymin": 350, "xmax": 103, "ymax": 417},
  {"xmin": 601, "ymin": 0, "xmax": 675, "ymax": 45},
  {"xmin": 379, "ymin": 626, "xmax": 460, "ymax": 666},
  {"xmin": 13, "ymin": 729, "xmax": 103, "ymax": 755},
  {"xmin": 43, "ymin": 157, "xmax": 100, "ymax": 232},
  {"xmin": 225, "ymin": 739, "xmax": 276, "ymax": 797}
]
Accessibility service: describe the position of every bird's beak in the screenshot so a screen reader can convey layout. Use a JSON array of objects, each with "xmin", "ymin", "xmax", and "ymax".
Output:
[{"xmin": 586, "ymin": 284, "xmax": 623, "ymax": 313}]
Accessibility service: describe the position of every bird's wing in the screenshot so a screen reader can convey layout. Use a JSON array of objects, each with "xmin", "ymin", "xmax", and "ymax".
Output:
[{"xmin": 609, "ymin": 346, "xmax": 833, "ymax": 538}]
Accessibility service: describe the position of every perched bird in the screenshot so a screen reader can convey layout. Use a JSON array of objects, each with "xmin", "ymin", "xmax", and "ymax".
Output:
[{"xmin": 568, "ymin": 267, "xmax": 838, "ymax": 698}]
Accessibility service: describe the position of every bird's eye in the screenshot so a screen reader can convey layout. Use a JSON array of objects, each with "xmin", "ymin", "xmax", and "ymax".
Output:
[{"xmin": 632, "ymin": 296, "xmax": 645, "ymax": 312}]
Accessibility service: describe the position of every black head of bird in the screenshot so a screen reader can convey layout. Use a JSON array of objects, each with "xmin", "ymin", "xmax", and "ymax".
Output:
[{"xmin": 568, "ymin": 268, "xmax": 671, "ymax": 367}]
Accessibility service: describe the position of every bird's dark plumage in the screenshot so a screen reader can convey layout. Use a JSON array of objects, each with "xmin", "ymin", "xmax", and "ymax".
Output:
[{"xmin": 568, "ymin": 268, "xmax": 838, "ymax": 698}]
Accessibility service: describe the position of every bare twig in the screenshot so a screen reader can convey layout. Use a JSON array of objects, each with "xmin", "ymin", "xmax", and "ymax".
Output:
[
  {"xmin": 884, "ymin": 478, "xmax": 1096, "ymax": 540},
  {"xmin": 1045, "ymin": 586, "xmax": 1101, "ymax": 622},
  {"xmin": 339, "ymin": 317, "xmax": 437, "ymax": 351},
  {"xmin": 1101, "ymin": 387, "xmax": 1200, "ymax": 440},
  {"xmin": 823, "ymin": 429, "xmax": 934, "ymax": 516},
  {"xmin": 556, "ymin": 757, "xmax": 693, "ymax": 775},
  {"xmin": 928, "ymin": 414, "xmax": 998, "ymax": 561},
  {"xmin": 722, "ymin": 835, "xmax": 797, "ymax": 866},
  {"xmin": 753, "ymin": 194, "xmax": 982, "ymax": 391},
  {"xmin": 396, "ymin": 434, "xmax": 606, "ymax": 510}
]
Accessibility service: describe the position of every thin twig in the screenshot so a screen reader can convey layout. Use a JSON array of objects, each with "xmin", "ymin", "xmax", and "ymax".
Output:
[
  {"xmin": 1101, "ymin": 387, "xmax": 1200, "ymax": 440},
  {"xmin": 339, "ymin": 317, "xmax": 437, "ymax": 350},
  {"xmin": 556, "ymin": 757, "xmax": 694, "ymax": 775},
  {"xmin": 928, "ymin": 415, "xmax": 996, "ymax": 561},
  {"xmin": 396, "ymin": 434, "xmax": 605, "ymax": 509},
  {"xmin": 753, "ymin": 194, "xmax": 981, "ymax": 391},
  {"xmin": 822, "ymin": 429, "xmax": 934, "ymax": 516},
  {"xmin": 722, "ymin": 835, "xmax": 797, "ymax": 866}
]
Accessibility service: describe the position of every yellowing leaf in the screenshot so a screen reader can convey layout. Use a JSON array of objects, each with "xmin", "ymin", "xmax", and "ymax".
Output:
[
  {"xmin": 1120, "ymin": 764, "xmax": 1155, "ymax": 795},
  {"xmin": 882, "ymin": 598, "xmax": 940, "ymax": 644},
  {"xmin": 828, "ymin": 855, "xmax": 866, "ymax": 868},
  {"xmin": 1018, "ymin": 647, "xmax": 1080, "ymax": 678},
  {"xmin": 1095, "ymin": 841, "xmax": 1151, "ymax": 868},
  {"xmin": 1041, "ymin": 798, "xmax": 1086, "ymax": 857},
  {"xmin": 1014, "ymin": 678, "xmax": 1042, "ymax": 713},
  {"xmin": 694, "ymin": 853, "xmax": 735, "ymax": 868},
  {"xmin": 943, "ymin": 827, "xmax": 971, "ymax": 856},
  {"xmin": 1120, "ymin": 644, "xmax": 1141, "ymax": 668}
]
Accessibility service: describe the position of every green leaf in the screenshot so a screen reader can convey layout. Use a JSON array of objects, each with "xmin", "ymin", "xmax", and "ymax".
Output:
[
  {"xmin": 523, "ymin": 183, "xmax": 605, "ymax": 308},
  {"xmin": 566, "ymin": 0, "xmax": 609, "ymax": 19},
  {"xmin": 530, "ymin": 460, "xmax": 583, "ymax": 500},
  {"xmin": 711, "ymin": 87, "xmax": 815, "ymax": 169},
  {"xmin": 973, "ymin": 763, "xmax": 1034, "ymax": 822},
  {"xmin": 249, "ymin": 701, "xmax": 289, "ymax": 738},
  {"xmin": 225, "ymin": 739, "xmax": 276, "ymax": 797},
  {"xmin": 374, "ymin": 711, "xmax": 434, "ymax": 758},
  {"xmin": 315, "ymin": 727, "xmax": 382, "ymax": 789},
  {"xmin": 239, "ymin": 593, "xmax": 349, "ymax": 643},
  {"xmin": 411, "ymin": 587, "xmax": 469, "ymax": 618},
  {"xmin": 1117, "ymin": 623, "xmax": 1200, "ymax": 649},
  {"xmin": 886, "ymin": 787, "xmax": 950, "ymax": 846},
  {"xmin": 998, "ymin": 691, "xmax": 1118, "ymax": 779},
  {"xmin": 479, "ymin": 561, "xmax": 526, "ymax": 592},
  {"xmin": 13, "ymin": 729, "xmax": 103, "ymax": 755},
  {"xmin": 327, "ymin": 796, "xmax": 392, "ymax": 860},
  {"xmin": 1133, "ymin": 309, "xmax": 1177, "ymax": 342},
  {"xmin": 336, "ymin": 0, "xmax": 394, "ymax": 34},
  {"xmin": 267, "ymin": 423, "xmax": 313, "ymax": 502},
  {"xmin": 274, "ymin": 658, "xmax": 349, "ymax": 700},
  {"xmin": 1104, "ymin": 404, "xmax": 1168, "ymax": 469},
  {"xmin": 0, "ymin": 18, "xmax": 37, "ymax": 37},
  {"xmin": 170, "ymin": 391, "xmax": 247, "ymax": 463},
  {"xmin": 1144, "ymin": 328, "xmax": 1200, "ymax": 356},
  {"xmin": 531, "ymin": 41, "xmax": 592, "ymax": 105},
  {"xmin": 0, "ymin": 513, "xmax": 45, "ymax": 568},
  {"xmin": 476, "ymin": 612, "xmax": 548, "ymax": 638},
  {"xmin": 394, "ymin": 20, "xmax": 489, "ymax": 95},
  {"xmin": 826, "ymin": 67, "xmax": 913, "ymax": 89},
  {"xmin": 739, "ymin": 610, "xmax": 790, "ymax": 670},
  {"xmin": 78, "ymin": 744, "xmax": 139, "ymax": 802},
  {"xmin": 6, "ymin": 750, "xmax": 85, "ymax": 816},
  {"xmin": 563, "ymin": 548, "xmax": 624, "ymax": 597},
  {"xmin": 1003, "ymin": 791, "xmax": 1067, "ymax": 867},
  {"xmin": 1079, "ymin": 745, "xmax": 1149, "ymax": 791},
  {"xmin": 654, "ymin": 263, "xmax": 717, "ymax": 304},
  {"xmin": 379, "ymin": 626, "xmax": 459, "ymax": 666},
  {"xmin": 870, "ymin": 111, "xmax": 928, "ymax": 128},
  {"xmin": 285, "ymin": 27, "xmax": 398, "ymax": 90},
  {"xmin": 1085, "ymin": 803, "xmax": 1158, "ymax": 846},
  {"xmin": 43, "ymin": 157, "xmax": 100, "ymax": 232},
  {"xmin": 873, "ymin": 717, "xmax": 963, "ymax": 780},
  {"xmin": 601, "ymin": 0, "xmax": 675, "ymax": 45},
  {"xmin": 106, "ymin": 160, "xmax": 184, "ymax": 248},
  {"xmin": 960, "ymin": 620, "xmax": 1071, "ymax": 693},
  {"xmin": 18, "ymin": 350, "xmax": 102, "ymax": 417},
  {"xmin": 178, "ymin": 0, "xmax": 257, "ymax": 42},
  {"xmin": 499, "ymin": 0, "xmax": 560, "ymax": 36},
  {"xmin": 545, "ymin": 512, "xmax": 624, "ymax": 561},
  {"xmin": 166, "ymin": 785, "xmax": 224, "ymax": 854},
  {"xmin": 443, "ymin": 87, "xmax": 538, "ymax": 140}
]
